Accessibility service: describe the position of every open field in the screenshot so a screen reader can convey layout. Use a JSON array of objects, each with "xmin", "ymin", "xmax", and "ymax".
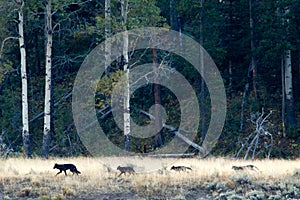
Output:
[{"xmin": 0, "ymin": 157, "xmax": 300, "ymax": 199}]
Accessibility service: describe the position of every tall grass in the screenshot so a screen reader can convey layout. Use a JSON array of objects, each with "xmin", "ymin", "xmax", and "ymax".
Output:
[
  {"xmin": 0, "ymin": 157, "xmax": 299, "ymax": 199},
  {"xmin": 1, "ymin": 157, "xmax": 299, "ymax": 181}
]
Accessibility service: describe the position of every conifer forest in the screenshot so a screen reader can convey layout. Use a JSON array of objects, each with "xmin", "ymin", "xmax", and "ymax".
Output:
[{"xmin": 0, "ymin": 0, "xmax": 300, "ymax": 159}]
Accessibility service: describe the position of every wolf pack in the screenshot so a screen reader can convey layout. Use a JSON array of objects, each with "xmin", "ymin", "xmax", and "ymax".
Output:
[
  {"xmin": 53, "ymin": 163, "xmax": 193, "ymax": 177},
  {"xmin": 53, "ymin": 162, "xmax": 259, "ymax": 176}
]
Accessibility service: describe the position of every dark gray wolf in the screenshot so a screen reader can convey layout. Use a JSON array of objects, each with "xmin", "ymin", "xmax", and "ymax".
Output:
[
  {"xmin": 232, "ymin": 165, "xmax": 259, "ymax": 171},
  {"xmin": 232, "ymin": 166, "xmax": 244, "ymax": 171},
  {"xmin": 53, "ymin": 163, "xmax": 81, "ymax": 176},
  {"xmin": 171, "ymin": 166, "xmax": 192, "ymax": 171},
  {"xmin": 245, "ymin": 164, "xmax": 259, "ymax": 171},
  {"xmin": 117, "ymin": 166, "xmax": 135, "ymax": 176}
]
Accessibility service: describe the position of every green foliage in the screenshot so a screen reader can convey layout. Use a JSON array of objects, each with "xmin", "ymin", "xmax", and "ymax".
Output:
[
  {"xmin": 0, "ymin": 60, "xmax": 13, "ymax": 83},
  {"xmin": 286, "ymin": 127, "xmax": 298, "ymax": 139},
  {"xmin": 0, "ymin": 0, "xmax": 299, "ymax": 157},
  {"xmin": 177, "ymin": 0, "xmax": 227, "ymax": 65},
  {"xmin": 95, "ymin": 70, "xmax": 124, "ymax": 108},
  {"xmin": 95, "ymin": 0, "xmax": 165, "ymax": 40}
]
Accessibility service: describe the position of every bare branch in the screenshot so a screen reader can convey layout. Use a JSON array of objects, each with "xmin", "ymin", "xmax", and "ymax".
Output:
[
  {"xmin": 236, "ymin": 108, "xmax": 274, "ymax": 160},
  {"xmin": 29, "ymin": 89, "xmax": 72, "ymax": 123},
  {"xmin": 0, "ymin": 37, "xmax": 18, "ymax": 60},
  {"xmin": 139, "ymin": 109, "xmax": 206, "ymax": 156}
]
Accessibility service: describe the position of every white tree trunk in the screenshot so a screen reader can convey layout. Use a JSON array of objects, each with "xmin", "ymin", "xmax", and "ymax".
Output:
[
  {"xmin": 121, "ymin": 0, "xmax": 130, "ymax": 152},
  {"xmin": 281, "ymin": 55, "xmax": 286, "ymax": 137},
  {"xmin": 18, "ymin": 0, "xmax": 31, "ymax": 157},
  {"xmin": 42, "ymin": 0, "xmax": 53, "ymax": 158},
  {"xmin": 105, "ymin": 0, "xmax": 111, "ymax": 75},
  {"xmin": 284, "ymin": 49, "xmax": 297, "ymax": 136},
  {"xmin": 284, "ymin": 50, "xmax": 292, "ymax": 101}
]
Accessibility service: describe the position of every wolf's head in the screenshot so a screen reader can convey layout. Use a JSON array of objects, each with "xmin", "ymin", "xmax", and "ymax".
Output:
[{"xmin": 53, "ymin": 163, "xmax": 58, "ymax": 169}]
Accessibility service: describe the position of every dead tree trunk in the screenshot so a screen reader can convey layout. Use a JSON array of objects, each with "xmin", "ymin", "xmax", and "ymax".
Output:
[
  {"xmin": 199, "ymin": 0, "xmax": 207, "ymax": 142},
  {"xmin": 249, "ymin": 0, "xmax": 258, "ymax": 100},
  {"xmin": 152, "ymin": 48, "xmax": 164, "ymax": 148},
  {"xmin": 105, "ymin": 0, "xmax": 111, "ymax": 75},
  {"xmin": 236, "ymin": 108, "xmax": 274, "ymax": 160},
  {"xmin": 169, "ymin": 0, "xmax": 178, "ymax": 31},
  {"xmin": 239, "ymin": 64, "xmax": 252, "ymax": 133},
  {"xmin": 139, "ymin": 110, "xmax": 206, "ymax": 156}
]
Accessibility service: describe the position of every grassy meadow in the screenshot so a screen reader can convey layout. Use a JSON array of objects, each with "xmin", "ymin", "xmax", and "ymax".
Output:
[{"xmin": 0, "ymin": 157, "xmax": 300, "ymax": 199}]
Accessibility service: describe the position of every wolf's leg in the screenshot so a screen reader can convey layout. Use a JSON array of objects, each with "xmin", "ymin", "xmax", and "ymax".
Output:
[
  {"xmin": 56, "ymin": 170, "xmax": 62, "ymax": 176},
  {"xmin": 118, "ymin": 172, "xmax": 124, "ymax": 177}
]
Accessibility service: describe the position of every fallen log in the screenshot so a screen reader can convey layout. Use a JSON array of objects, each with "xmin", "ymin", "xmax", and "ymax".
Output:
[
  {"xmin": 146, "ymin": 153, "xmax": 195, "ymax": 158},
  {"xmin": 140, "ymin": 110, "xmax": 207, "ymax": 157}
]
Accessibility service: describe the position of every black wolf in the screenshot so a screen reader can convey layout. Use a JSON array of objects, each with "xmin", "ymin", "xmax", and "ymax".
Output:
[
  {"xmin": 53, "ymin": 163, "xmax": 81, "ymax": 176},
  {"xmin": 171, "ymin": 166, "xmax": 192, "ymax": 171},
  {"xmin": 117, "ymin": 166, "xmax": 135, "ymax": 176}
]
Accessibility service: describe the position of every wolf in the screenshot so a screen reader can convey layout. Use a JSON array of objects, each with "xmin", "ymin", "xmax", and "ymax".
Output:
[
  {"xmin": 232, "ymin": 165, "xmax": 244, "ymax": 171},
  {"xmin": 245, "ymin": 164, "xmax": 259, "ymax": 171},
  {"xmin": 53, "ymin": 163, "xmax": 81, "ymax": 176},
  {"xmin": 232, "ymin": 165, "xmax": 259, "ymax": 171},
  {"xmin": 170, "ymin": 166, "xmax": 192, "ymax": 171},
  {"xmin": 117, "ymin": 166, "xmax": 135, "ymax": 176}
]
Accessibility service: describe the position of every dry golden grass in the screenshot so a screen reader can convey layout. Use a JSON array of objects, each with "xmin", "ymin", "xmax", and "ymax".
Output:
[{"xmin": 0, "ymin": 156, "xmax": 299, "ymax": 199}]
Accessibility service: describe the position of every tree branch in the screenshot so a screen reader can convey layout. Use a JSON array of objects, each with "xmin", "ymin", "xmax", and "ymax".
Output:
[
  {"xmin": 29, "ymin": 90, "xmax": 72, "ymax": 123},
  {"xmin": 139, "ymin": 109, "xmax": 206, "ymax": 156},
  {"xmin": 0, "ymin": 37, "xmax": 18, "ymax": 60}
]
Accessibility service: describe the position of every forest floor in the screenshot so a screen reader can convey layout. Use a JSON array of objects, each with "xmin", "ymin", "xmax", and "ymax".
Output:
[{"xmin": 0, "ymin": 157, "xmax": 300, "ymax": 199}]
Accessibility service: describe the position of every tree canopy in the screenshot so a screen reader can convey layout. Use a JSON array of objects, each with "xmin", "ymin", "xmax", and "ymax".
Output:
[{"xmin": 0, "ymin": 0, "xmax": 299, "ymax": 159}]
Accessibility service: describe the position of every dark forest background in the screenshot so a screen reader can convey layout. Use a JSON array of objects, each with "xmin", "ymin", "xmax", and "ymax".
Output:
[{"xmin": 0, "ymin": 0, "xmax": 299, "ymax": 159}]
